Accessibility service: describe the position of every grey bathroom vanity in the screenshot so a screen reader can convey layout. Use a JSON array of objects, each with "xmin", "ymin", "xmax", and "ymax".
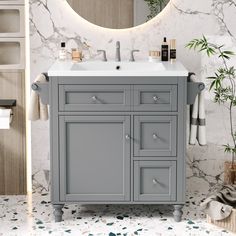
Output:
[{"xmin": 33, "ymin": 61, "xmax": 204, "ymax": 222}]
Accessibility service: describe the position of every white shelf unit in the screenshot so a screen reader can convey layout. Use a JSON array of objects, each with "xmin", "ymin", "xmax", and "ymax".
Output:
[
  {"xmin": 0, "ymin": 5, "xmax": 25, "ymax": 37},
  {"xmin": 0, "ymin": 0, "xmax": 24, "ymax": 5},
  {"xmin": 0, "ymin": 38, "xmax": 25, "ymax": 69},
  {"xmin": 0, "ymin": 0, "xmax": 25, "ymax": 70}
]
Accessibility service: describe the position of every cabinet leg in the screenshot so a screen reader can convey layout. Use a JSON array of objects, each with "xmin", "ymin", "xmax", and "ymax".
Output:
[
  {"xmin": 173, "ymin": 205, "xmax": 184, "ymax": 222},
  {"xmin": 53, "ymin": 204, "xmax": 64, "ymax": 222}
]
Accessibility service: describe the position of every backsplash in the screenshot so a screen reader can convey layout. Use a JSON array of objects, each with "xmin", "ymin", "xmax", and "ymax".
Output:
[{"xmin": 30, "ymin": 0, "xmax": 236, "ymax": 194}]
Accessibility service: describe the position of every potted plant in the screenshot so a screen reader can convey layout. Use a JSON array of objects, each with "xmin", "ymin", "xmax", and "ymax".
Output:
[{"xmin": 186, "ymin": 36, "xmax": 236, "ymax": 184}]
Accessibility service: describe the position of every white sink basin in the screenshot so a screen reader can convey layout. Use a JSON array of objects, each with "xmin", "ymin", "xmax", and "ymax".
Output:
[
  {"xmin": 48, "ymin": 60, "xmax": 188, "ymax": 77},
  {"xmin": 71, "ymin": 61, "xmax": 166, "ymax": 72}
]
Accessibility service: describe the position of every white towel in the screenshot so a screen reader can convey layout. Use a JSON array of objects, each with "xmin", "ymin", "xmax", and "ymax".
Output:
[
  {"xmin": 28, "ymin": 74, "xmax": 48, "ymax": 121},
  {"xmin": 189, "ymin": 74, "xmax": 207, "ymax": 146}
]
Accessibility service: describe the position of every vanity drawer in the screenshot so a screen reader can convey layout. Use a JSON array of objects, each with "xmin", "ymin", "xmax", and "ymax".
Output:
[
  {"xmin": 134, "ymin": 161, "xmax": 176, "ymax": 201},
  {"xmin": 134, "ymin": 116, "xmax": 177, "ymax": 157},
  {"xmin": 59, "ymin": 85, "xmax": 131, "ymax": 111},
  {"xmin": 133, "ymin": 85, "xmax": 177, "ymax": 111}
]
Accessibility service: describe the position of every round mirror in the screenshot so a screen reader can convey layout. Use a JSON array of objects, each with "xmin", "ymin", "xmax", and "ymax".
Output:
[{"xmin": 66, "ymin": 0, "xmax": 170, "ymax": 29}]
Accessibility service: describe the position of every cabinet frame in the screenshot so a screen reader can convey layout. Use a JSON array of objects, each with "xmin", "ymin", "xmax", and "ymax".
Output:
[{"xmin": 49, "ymin": 75, "xmax": 187, "ymax": 216}]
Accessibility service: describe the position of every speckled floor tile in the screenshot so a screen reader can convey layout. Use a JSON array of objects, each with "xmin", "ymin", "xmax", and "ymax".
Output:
[{"xmin": 0, "ymin": 191, "xmax": 235, "ymax": 236}]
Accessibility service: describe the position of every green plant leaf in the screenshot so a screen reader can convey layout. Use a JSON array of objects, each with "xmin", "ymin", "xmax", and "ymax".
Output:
[{"xmin": 209, "ymin": 80, "xmax": 216, "ymax": 90}]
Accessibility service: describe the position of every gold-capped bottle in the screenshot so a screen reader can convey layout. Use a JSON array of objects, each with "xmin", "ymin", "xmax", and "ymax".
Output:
[{"xmin": 170, "ymin": 39, "xmax": 177, "ymax": 63}]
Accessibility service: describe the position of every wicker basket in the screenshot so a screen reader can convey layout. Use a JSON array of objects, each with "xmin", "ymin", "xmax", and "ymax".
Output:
[{"xmin": 207, "ymin": 208, "xmax": 236, "ymax": 233}]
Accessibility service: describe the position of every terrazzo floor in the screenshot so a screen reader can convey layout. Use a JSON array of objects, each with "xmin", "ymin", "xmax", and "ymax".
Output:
[{"xmin": 0, "ymin": 191, "xmax": 235, "ymax": 236}]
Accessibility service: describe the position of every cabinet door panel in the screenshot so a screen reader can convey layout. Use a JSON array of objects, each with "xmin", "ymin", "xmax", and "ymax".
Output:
[{"xmin": 59, "ymin": 116, "xmax": 130, "ymax": 202}]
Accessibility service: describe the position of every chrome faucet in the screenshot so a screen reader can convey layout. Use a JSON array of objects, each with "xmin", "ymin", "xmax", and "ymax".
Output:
[
  {"xmin": 115, "ymin": 41, "xmax": 121, "ymax": 61},
  {"xmin": 130, "ymin": 50, "xmax": 140, "ymax": 62},
  {"xmin": 97, "ymin": 50, "xmax": 107, "ymax": 61}
]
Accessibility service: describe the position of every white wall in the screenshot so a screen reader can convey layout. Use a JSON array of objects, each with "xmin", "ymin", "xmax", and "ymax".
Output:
[{"xmin": 30, "ymin": 0, "xmax": 236, "ymax": 194}]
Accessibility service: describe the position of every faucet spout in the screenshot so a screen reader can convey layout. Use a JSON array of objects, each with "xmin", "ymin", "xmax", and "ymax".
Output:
[{"xmin": 115, "ymin": 41, "xmax": 121, "ymax": 61}]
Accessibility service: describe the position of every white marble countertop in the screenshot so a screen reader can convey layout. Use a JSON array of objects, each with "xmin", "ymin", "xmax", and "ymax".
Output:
[{"xmin": 48, "ymin": 60, "xmax": 188, "ymax": 77}]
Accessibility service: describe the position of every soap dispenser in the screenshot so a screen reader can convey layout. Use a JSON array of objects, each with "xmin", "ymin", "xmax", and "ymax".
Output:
[
  {"xmin": 59, "ymin": 42, "xmax": 67, "ymax": 61},
  {"xmin": 161, "ymin": 37, "xmax": 169, "ymax": 61}
]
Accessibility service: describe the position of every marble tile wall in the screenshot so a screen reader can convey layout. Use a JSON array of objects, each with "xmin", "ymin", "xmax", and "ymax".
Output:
[{"xmin": 30, "ymin": 0, "xmax": 236, "ymax": 195}]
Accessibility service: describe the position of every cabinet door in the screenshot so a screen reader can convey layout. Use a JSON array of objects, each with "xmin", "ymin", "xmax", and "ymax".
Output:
[{"xmin": 59, "ymin": 116, "xmax": 130, "ymax": 202}]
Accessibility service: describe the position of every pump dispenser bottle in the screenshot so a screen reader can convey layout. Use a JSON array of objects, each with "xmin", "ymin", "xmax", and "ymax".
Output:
[
  {"xmin": 161, "ymin": 37, "xmax": 169, "ymax": 61},
  {"xmin": 59, "ymin": 42, "xmax": 67, "ymax": 61}
]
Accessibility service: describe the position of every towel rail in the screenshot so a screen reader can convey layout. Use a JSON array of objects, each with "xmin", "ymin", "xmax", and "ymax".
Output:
[{"xmin": 187, "ymin": 72, "xmax": 205, "ymax": 105}]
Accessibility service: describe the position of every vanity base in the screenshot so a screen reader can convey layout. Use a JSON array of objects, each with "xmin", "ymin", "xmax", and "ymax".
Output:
[{"xmin": 47, "ymin": 75, "xmax": 190, "ymax": 223}]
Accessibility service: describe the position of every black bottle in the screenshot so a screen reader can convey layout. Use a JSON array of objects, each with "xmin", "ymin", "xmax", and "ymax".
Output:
[{"xmin": 161, "ymin": 37, "xmax": 169, "ymax": 61}]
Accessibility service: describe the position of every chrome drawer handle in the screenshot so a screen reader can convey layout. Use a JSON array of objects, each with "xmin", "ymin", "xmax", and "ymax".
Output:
[
  {"xmin": 125, "ymin": 134, "xmax": 131, "ymax": 140},
  {"xmin": 153, "ymin": 133, "xmax": 158, "ymax": 139},
  {"xmin": 153, "ymin": 95, "xmax": 159, "ymax": 102},
  {"xmin": 153, "ymin": 179, "xmax": 158, "ymax": 184},
  {"xmin": 91, "ymin": 96, "xmax": 97, "ymax": 101}
]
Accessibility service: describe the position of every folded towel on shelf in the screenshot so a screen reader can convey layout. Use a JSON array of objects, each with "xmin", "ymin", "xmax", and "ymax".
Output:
[
  {"xmin": 201, "ymin": 185, "xmax": 236, "ymax": 220},
  {"xmin": 28, "ymin": 74, "xmax": 48, "ymax": 121},
  {"xmin": 189, "ymin": 73, "xmax": 206, "ymax": 146}
]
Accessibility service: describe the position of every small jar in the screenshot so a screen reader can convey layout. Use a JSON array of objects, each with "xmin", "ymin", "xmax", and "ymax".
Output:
[
  {"xmin": 71, "ymin": 48, "xmax": 83, "ymax": 62},
  {"xmin": 149, "ymin": 50, "xmax": 161, "ymax": 62}
]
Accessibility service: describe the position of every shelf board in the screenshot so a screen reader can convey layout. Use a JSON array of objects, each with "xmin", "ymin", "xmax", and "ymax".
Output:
[{"xmin": 0, "ymin": 99, "xmax": 16, "ymax": 107}]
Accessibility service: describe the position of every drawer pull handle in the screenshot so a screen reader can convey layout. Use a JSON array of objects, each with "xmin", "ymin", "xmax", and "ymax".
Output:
[
  {"xmin": 153, "ymin": 179, "xmax": 158, "ymax": 184},
  {"xmin": 153, "ymin": 95, "xmax": 159, "ymax": 102},
  {"xmin": 91, "ymin": 96, "xmax": 97, "ymax": 101},
  {"xmin": 153, "ymin": 133, "xmax": 158, "ymax": 139},
  {"xmin": 125, "ymin": 134, "xmax": 131, "ymax": 140}
]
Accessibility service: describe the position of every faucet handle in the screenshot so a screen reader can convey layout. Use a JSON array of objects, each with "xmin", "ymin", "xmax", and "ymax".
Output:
[
  {"xmin": 130, "ymin": 50, "xmax": 140, "ymax": 62},
  {"xmin": 97, "ymin": 50, "xmax": 107, "ymax": 61}
]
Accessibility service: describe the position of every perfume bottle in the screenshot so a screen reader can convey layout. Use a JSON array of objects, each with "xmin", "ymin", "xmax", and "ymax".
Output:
[
  {"xmin": 170, "ymin": 39, "xmax": 177, "ymax": 62},
  {"xmin": 59, "ymin": 42, "xmax": 67, "ymax": 61}
]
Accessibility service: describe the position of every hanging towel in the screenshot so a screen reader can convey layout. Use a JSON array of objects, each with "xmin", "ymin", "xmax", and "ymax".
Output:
[
  {"xmin": 200, "ymin": 185, "xmax": 236, "ymax": 220},
  {"xmin": 189, "ymin": 73, "xmax": 206, "ymax": 146},
  {"xmin": 28, "ymin": 74, "xmax": 48, "ymax": 121}
]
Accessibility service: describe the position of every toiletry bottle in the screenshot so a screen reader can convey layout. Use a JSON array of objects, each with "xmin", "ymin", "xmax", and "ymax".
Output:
[
  {"xmin": 161, "ymin": 37, "xmax": 169, "ymax": 61},
  {"xmin": 59, "ymin": 42, "xmax": 67, "ymax": 60},
  {"xmin": 170, "ymin": 39, "xmax": 176, "ymax": 62},
  {"xmin": 72, "ymin": 48, "xmax": 83, "ymax": 62}
]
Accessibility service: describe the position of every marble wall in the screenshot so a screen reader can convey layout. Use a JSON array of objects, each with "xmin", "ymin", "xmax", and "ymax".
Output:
[{"xmin": 30, "ymin": 0, "xmax": 236, "ymax": 194}]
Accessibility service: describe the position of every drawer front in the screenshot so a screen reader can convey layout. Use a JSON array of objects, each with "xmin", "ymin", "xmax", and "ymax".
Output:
[
  {"xmin": 133, "ymin": 85, "xmax": 177, "ymax": 111},
  {"xmin": 134, "ymin": 116, "xmax": 177, "ymax": 157},
  {"xmin": 59, "ymin": 85, "xmax": 131, "ymax": 111},
  {"xmin": 134, "ymin": 161, "xmax": 176, "ymax": 201}
]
